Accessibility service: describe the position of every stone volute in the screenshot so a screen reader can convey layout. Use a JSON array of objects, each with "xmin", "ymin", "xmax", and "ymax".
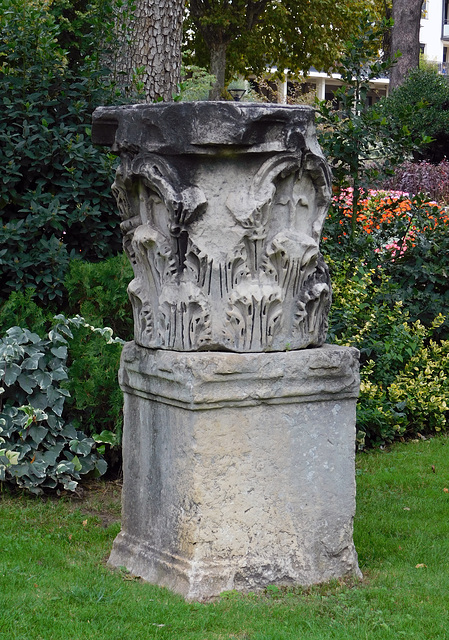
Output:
[{"xmin": 92, "ymin": 102, "xmax": 332, "ymax": 352}]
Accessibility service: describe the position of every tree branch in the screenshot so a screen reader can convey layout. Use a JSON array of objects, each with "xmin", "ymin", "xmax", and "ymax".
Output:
[{"xmin": 246, "ymin": 0, "xmax": 271, "ymax": 30}]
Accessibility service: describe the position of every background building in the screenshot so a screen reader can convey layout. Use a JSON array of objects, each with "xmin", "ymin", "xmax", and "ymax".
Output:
[{"xmin": 420, "ymin": 0, "xmax": 449, "ymax": 74}]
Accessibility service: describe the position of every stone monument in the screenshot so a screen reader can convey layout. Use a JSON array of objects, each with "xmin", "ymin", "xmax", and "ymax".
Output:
[{"xmin": 92, "ymin": 102, "xmax": 361, "ymax": 600}]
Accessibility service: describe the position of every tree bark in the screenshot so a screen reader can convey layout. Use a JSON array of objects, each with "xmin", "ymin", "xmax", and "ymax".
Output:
[
  {"xmin": 382, "ymin": 1, "xmax": 393, "ymax": 63},
  {"xmin": 116, "ymin": 0, "xmax": 185, "ymax": 102},
  {"xmin": 389, "ymin": 0, "xmax": 424, "ymax": 90},
  {"xmin": 209, "ymin": 43, "xmax": 228, "ymax": 100}
]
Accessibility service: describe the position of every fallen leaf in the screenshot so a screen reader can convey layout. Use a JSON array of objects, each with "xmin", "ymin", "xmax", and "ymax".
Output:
[
  {"xmin": 415, "ymin": 564, "xmax": 427, "ymax": 569},
  {"xmin": 403, "ymin": 507, "xmax": 410, "ymax": 511},
  {"xmin": 68, "ymin": 534, "xmax": 72, "ymax": 540},
  {"xmin": 444, "ymin": 488, "xmax": 449, "ymax": 493},
  {"xmin": 82, "ymin": 519, "xmax": 88, "ymax": 526},
  {"xmin": 431, "ymin": 465, "xmax": 436, "ymax": 473}
]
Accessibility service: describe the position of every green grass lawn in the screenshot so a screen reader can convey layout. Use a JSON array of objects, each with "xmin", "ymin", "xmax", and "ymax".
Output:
[{"xmin": 1, "ymin": 435, "xmax": 449, "ymax": 640}]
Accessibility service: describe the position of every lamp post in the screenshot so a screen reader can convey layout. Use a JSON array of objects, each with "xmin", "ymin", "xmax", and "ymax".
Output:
[{"xmin": 228, "ymin": 88, "xmax": 246, "ymax": 101}]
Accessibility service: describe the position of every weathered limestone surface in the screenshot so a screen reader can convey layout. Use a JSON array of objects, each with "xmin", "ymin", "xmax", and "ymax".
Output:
[
  {"xmin": 92, "ymin": 102, "xmax": 362, "ymax": 600},
  {"xmin": 108, "ymin": 343, "xmax": 361, "ymax": 600},
  {"xmin": 92, "ymin": 102, "xmax": 332, "ymax": 352}
]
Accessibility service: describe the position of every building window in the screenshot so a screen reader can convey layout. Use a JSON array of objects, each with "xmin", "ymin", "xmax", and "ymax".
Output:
[{"xmin": 443, "ymin": 1, "xmax": 449, "ymax": 38}]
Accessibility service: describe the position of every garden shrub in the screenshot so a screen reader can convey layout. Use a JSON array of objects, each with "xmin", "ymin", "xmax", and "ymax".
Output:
[
  {"xmin": 0, "ymin": 316, "xmax": 124, "ymax": 494},
  {"xmin": 386, "ymin": 326, "xmax": 449, "ymax": 433},
  {"xmin": 0, "ymin": 0, "xmax": 123, "ymax": 304},
  {"xmin": 62, "ymin": 255, "xmax": 132, "ymax": 453},
  {"xmin": 0, "ymin": 256, "xmax": 132, "ymax": 459},
  {"xmin": 356, "ymin": 316, "xmax": 449, "ymax": 447},
  {"xmin": 328, "ymin": 260, "xmax": 449, "ymax": 447},
  {"xmin": 63, "ymin": 334, "xmax": 124, "ymax": 445},
  {"xmin": 64, "ymin": 254, "xmax": 133, "ymax": 340},
  {"xmin": 324, "ymin": 190, "xmax": 449, "ymax": 445},
  {"xmin": 323, "ymin": 189, "xmax": 449, "ymax": 339},
  {"xmin": 381, "ymin": 160, "xmax": 449, "ymax": 205},
  {"xmin": 379, "ymin": 67, "xmax": 449, "ymax": 162},
  {"xmin": 0, "ymin": 289, "xmax": 53, "ymax": 337}
]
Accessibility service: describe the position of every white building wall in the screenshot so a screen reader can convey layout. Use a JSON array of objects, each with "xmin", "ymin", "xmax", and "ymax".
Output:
[{"xmin": 420, "ymin": 0, "xmax": 444, "ymax": 63}]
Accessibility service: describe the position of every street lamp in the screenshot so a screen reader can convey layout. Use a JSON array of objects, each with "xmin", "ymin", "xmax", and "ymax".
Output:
[{"xmin": 228, "ymin": 88, "xmax": 246, "ymax": 101}]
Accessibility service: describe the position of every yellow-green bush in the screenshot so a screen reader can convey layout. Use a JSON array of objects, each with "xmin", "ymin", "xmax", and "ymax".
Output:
[{"xmin": 328, "ymin": 259, "xmax": 449, "ymax": 447}]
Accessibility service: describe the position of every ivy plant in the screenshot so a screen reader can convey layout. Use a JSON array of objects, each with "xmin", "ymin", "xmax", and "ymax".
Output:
[{"xmin": 0, "ymin": 316, "xmax": 123, "ymax": 494}]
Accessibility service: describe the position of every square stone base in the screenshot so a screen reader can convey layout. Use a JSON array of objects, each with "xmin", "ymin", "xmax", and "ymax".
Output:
[{"xmin": 108, "ymin": 343, "xmax": 361, "ymax": 600}]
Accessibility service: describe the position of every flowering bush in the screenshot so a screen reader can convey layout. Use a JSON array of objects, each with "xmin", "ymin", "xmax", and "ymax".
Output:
[
  {"xmin": 324, "ymin": 190, "xmax": 449, "ymax": 332},
  {"xmin": 324, "ymin": 188, "xmax": 449, "ymax": 258},
  {"xmin": 325, "ymin": 189, "xmax": 449, "ymax": 446}
]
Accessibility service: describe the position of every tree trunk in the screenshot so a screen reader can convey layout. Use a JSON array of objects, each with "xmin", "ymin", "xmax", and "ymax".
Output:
[
  {"xmin": 115, "ymin": 0, "xmax": 185, "ymax": 102},
  {"xmin": 389, "ymin": 0, "xmax": 424, "ymax": 90},
  {"xmin": 209, "ymin": 43, "xmax": 228, "ymax": 100},
  {"xmin": 382, "ymin": 2, "xmax": 393, "ymax": 63}
]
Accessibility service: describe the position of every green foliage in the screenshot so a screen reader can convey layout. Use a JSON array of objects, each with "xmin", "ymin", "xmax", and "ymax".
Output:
[
  {"xmin": 62, "ymin": 255, "xmax": 132, "ymax": 449},
  {"xmin": 328, "ymin": 258, "xmax": 449, "ymax": 447},
  {"xmin": 0, "ymin": 318, "xmax": 116, "ymax": 494},
  {"xmin": 316, "ymin": 15, "xmax": 414, "ymax": 238},
  {"xmin": 63, "ymin": 333, "xmax": 124, "ymax": 445},
  {"xmin": 379, "ymin": 67, "xmax": 449, "ymax": 162},
  {"xmin": 64, "ymin": 254, "xmax": 133, "ymax": 340},
  {"xmin": 419, "ymin": 53, "xmax": 439, "ymax": 73},
  {"xmin": 185, "ymin": 0, "xmax": 382, "ymax": 90},
  {"xmin": 49, "ymin": 0, "xmax": 145, "ymax": 97},
  {"xmin": 176, "ymin": 60, "xmax": 216, "ymax": 102},
  {"xmin": 49, "ymin": 0, "xmax": 118, "ymax": 70},
  {"xmin": 0, "ymin": 0, "xmax": 124, "ymax": 304},
  {"xmin": 0, "ymin": 256, "xmax": 132, "ymax": 460},
  {"xmin": 0, "ymin": 289, "xmax": 53, "ymax": 337}
]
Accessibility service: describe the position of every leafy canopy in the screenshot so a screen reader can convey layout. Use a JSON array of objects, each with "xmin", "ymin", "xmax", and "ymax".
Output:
[{"xmin": 185, "ymin": 0, "xmax": 385, "ymax": 82}]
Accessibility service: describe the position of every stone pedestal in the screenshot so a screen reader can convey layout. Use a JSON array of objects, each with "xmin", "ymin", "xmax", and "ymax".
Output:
[
  {"xmin": 91, "ymin": 102, "xmax": 361, "ymax": 600},
  {"xmin": 108, "ymin": 342, "xmax": 361, "ymax": 600}
]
